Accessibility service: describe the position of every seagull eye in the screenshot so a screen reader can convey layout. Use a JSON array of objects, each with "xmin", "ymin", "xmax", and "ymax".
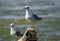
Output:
[{"xmin": 27, "ymin": 7, "xmax": 30, "ymax": 9}]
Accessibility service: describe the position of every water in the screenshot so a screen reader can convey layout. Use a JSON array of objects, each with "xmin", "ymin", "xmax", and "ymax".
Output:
[{"xmin": 0, "ymin": 0, "xmax": 60, "ymax": 41}]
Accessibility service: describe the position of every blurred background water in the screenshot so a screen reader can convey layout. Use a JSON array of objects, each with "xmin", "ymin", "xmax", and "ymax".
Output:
[{"xmin": 0, "ymin": 0, "xmax": 60, "ymax": 41}]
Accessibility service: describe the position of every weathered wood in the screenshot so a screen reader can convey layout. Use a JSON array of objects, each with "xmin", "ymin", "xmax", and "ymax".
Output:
[{"xmin": 18, "ymin": 27, "xmax": 37, "ymax": 41}]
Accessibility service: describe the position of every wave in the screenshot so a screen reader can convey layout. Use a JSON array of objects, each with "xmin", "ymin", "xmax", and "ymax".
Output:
[{"xmin": 1, "ymin": 5, "xmax": 57, "ymax": 10}]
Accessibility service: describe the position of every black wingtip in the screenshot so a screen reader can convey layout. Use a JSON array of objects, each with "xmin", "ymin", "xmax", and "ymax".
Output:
[
  {"xmin": 16, "ymin": 31, "xmax": 23, "ymax": 37},
  {"xmin": 38, "ymin": 17, "xmax": 42, "ymax": 20}
]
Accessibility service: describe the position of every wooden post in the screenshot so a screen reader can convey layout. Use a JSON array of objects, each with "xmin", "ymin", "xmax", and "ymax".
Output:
[{"xmin": 18, "ymin": 27, "xmax": 37, "ymax": 41}]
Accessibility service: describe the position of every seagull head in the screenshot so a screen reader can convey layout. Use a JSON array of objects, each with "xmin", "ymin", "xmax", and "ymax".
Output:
[
  {"xmin": 10, "ymin": 23, "xmax": 14, "ymax": 27},
  {"xmin": 23, "ymin": 6, "xmax": 30, "ymax": 10}
]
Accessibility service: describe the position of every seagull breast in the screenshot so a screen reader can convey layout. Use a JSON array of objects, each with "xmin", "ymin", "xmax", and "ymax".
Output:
[
  {"xmin": 25, "ymin": 9, "xmax": 36, "ymax": 22},
  {"xmin": 10, "ymin": 27, "xmax": 16, "ymax": 35}
]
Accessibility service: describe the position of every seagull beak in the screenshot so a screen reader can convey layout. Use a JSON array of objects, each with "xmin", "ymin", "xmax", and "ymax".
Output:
[{"xmin": 23, "ymin": 7, "xmax": 26, "ymax": 10}]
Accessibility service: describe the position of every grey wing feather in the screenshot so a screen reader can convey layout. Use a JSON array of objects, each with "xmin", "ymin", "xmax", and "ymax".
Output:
[
  {"xmin": 33, "ymin": 14, "xmax": 42, "ymax": 20},
  {"xmin": 15, "ymin": 31, "xmax": 23, "ymax": 37}
]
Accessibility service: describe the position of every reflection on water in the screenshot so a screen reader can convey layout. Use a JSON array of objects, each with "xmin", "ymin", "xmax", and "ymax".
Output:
[{"xmin": 0, "ymin": 0, "xmax": 60, "ymax": 41}]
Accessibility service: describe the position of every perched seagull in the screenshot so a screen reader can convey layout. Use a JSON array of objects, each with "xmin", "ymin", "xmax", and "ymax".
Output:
[
  {"xmin": 23, "ymin": 6, "xmax": 42, "ymax": 27},
  {"xmin": 10, "ymin": 23, "xmax": 22, "ymax": 37}
]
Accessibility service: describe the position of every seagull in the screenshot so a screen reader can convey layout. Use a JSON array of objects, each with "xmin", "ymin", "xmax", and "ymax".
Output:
[
  {"xmin": 23, "ymin": 6, "xmax": 42, "ymax": 27},
  {"xmin": 10, "ymin": 23, "xmax": 23, "ymax": 37}
]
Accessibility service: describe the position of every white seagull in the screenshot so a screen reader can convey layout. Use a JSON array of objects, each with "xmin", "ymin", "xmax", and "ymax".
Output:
[
  {"xmin": 23, "ymin": 6, "xmax": 42, "ymax": 27},
  {"xmin": 10, "ymin": 23, "xmax": 22, "ymax": 37}
]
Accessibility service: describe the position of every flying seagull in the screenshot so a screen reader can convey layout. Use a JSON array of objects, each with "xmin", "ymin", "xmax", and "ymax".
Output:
[
  {"xmin": 23, "ymin": 6, "xmax": 42, "ymax": 27},
  {"xmin": 10, "ymin": 23, "xmax": 22, "ymax": 37}
]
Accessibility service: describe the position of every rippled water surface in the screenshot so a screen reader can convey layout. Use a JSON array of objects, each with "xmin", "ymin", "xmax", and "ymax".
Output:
[{"xmin": 0, "ymin": 0, "xmax": 60, "ymax": 41}]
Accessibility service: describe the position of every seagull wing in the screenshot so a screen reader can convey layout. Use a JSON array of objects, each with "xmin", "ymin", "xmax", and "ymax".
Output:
[
  {"xmin": 33, "ymin": 14, "xmax": 42, "ymax": 20},
  {"xmin": 15, "ymin": 31, "xmax": 23, "ymax": 37}
]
